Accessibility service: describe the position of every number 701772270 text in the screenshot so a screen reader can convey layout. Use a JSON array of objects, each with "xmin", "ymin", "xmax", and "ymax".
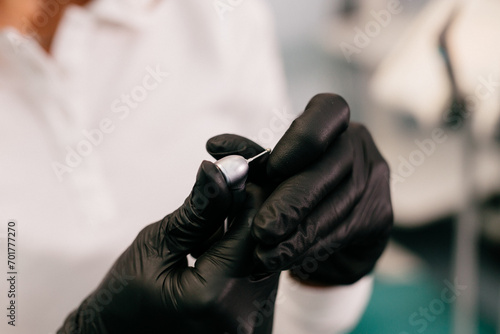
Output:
[{"xmin": 6, "ymin": 221, "xmax": 17, "ymax": 327}]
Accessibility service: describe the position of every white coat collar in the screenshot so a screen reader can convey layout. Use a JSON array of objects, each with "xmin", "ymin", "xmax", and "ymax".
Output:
[{"xmin": 86, "ymin": 0, "xmax": 168, "ymax": 29}]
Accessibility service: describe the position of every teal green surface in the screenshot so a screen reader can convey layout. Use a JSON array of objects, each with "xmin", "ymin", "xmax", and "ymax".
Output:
[{"xmin": 350, "ymin": 274, "xmax": 496, "ymax": 334}]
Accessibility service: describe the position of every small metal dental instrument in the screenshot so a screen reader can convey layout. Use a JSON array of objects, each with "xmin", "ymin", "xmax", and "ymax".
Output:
[{"xmin": 215, "ymin": 149, "xmax": 271, "ymax": 190}]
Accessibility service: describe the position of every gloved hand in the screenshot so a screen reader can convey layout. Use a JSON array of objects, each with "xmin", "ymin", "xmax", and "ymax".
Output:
[
  {"xmin": 58, "ymin": 161, "xmax": 280, "ymax": 334},
  {"xmin": 206, "ymin": 93, "xmax": 393, "ymax": 285}
]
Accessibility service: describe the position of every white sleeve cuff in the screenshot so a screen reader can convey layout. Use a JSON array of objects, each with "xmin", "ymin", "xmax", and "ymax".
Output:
[{"xmin": 272, "ymin": 272, "xmax": 373, "ymax": 334}]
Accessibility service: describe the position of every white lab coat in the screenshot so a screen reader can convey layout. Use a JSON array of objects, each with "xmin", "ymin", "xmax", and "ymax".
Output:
[{"xmin": 0, "ymin": 1, "xmax": 371, "ymax": 333}]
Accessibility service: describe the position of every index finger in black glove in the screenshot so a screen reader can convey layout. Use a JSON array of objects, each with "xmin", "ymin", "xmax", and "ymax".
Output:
[{"xmin": 267, "ymin": 93, "xmax": 350, "ymax": 181}]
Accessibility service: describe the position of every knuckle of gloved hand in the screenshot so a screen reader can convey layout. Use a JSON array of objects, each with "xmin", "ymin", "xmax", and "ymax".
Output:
[
  {"xmin": 134, "ymin": 223, "xmax": 163, "ymax": 255},
  {"xmin": 135, "ymin": 224, "xmax": 150, "ymax": 242},
  {"xmin": 379, "ymin": 197, "xmax": 394, "ymax": 233},
  {"xmin": 350, "ymin": 123, "xmax": 391, "ymax": 180},
  {"xmin": 350, "ymin": 122, "xmax": 386, "ymax": 159},
  {"xmin": 370, "ymin": 170, "xmax": 394, "ymax": 234},
  {"xmin": 252, "ymin": 209, "xmax": 290, "ymax": 245},
  {"xmin": 251, "ymin": 216, "xmax": 277, "ymax": 245},
  {"xmin": 256, "ymin": 249, "xmax": 283, "ymax": 272},
  {"xmin": 348, "ymin": 122, "xmax": 370, "ymax": 138}
]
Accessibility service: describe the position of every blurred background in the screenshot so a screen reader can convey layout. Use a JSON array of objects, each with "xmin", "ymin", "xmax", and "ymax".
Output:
[{"xmin": 266, "ymin": 0, "xmax": 500, "ymax": 333}]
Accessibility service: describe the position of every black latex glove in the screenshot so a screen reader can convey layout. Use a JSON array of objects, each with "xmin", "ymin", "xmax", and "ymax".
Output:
[
  {"xmin": 58, "ymin": 161, "xmax": 280, "ymax": 334},
  {"xmin": 207, "ymin": 93, "xmax": 393, "ymax": 285}
]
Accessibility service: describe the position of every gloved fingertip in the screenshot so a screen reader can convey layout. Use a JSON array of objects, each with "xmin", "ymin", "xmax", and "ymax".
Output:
[
  {"xmin": 191, "ymin": 160, "xmax": 231, "ymax": 219},
  {"xmin": 198, "ymin": 160, "xmax": 227, "ymax": 188},
  {"xmin": 206, "ymin": 134, "xmax": 263, "ymax": 160},
  {"xmin": 251, "ymin": 215, "xmax": 279, "ymax": 246},
  {"xmin": 267, "ymin": 93, "xmax": 351, "ymax": 180},
  {"xmin": 305, "ymin": 93, "xmax": 351, "ymax": 128},
  {"xmin": 206, "ymin": 134, "xmax": 232, "ymax": 156}
]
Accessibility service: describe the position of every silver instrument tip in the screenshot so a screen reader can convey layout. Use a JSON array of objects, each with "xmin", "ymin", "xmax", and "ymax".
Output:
[{"xmin": 246, "ymin": 148, "xmax": 271, "ymax": 163}]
